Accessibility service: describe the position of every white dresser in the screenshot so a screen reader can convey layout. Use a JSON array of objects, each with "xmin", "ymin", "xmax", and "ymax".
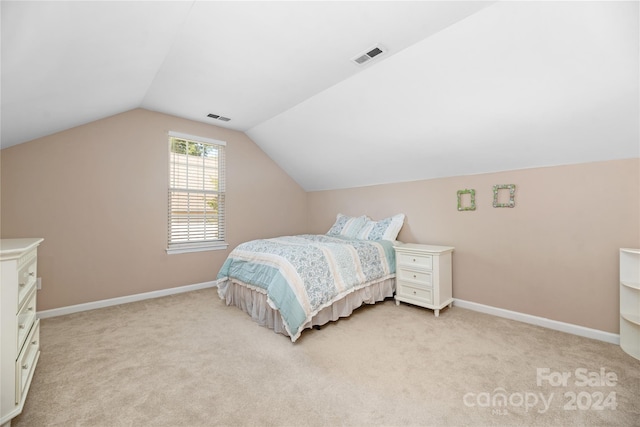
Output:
[
  {"xmin": 1, "ymin": 238, "xmax": 43, "ymax": 427},
  {"xmin": 394, "ymin": 243, "xmax": 454, "ymax": 317}
]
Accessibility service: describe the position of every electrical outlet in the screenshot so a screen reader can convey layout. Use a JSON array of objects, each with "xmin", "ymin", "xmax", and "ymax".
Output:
[{"xmin": 37, "ymin": 277, "xmax": 42, "ymax": 290}]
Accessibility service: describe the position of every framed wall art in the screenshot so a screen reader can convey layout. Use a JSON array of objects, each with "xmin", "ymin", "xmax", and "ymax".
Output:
[
  {"xmin": 493, "ymin": 184, "xmax": 516, "ymax": 208},
  {"xmin": 457, "ymin": 189, "xmax": 476, "ymax": 211}
]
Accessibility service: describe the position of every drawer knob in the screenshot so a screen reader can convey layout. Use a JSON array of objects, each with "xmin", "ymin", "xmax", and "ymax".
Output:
[
  {"xmin": 19, "ymin": 283, "xmax": 26, "ymax": 287},
  {"xmin": 413, "ymin": 290, "xmax": 417, "ymax": 295},
  {"xmin": 29, "ymin": 272, "xmax": 35, "ymax": 276},
  {"xmin": 32, "ymin": 340, "xmax": 38, "ymax": 345},
  {"xmin": 412, "ymin": 258, "xmax": 416, "ymax": 262},
  {"xmin": 28, "ymin": 306, "xmax": 34, "ymax": 311},
  {"xmin": 413, "ymin": 274, "xmax": 417, "ymax": 279},
  {"xmin": 18, "ymin": 323, "xmax": 25, "ymax": 329},
  {"xmin": 22, "ymin": 363, "xmax": 29, "ymax": 370}
]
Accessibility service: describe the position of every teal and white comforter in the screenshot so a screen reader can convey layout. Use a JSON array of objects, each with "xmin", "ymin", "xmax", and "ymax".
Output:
[{"xmin": 217, "ymin": 234, "xmax": 396, "ymax": 342}]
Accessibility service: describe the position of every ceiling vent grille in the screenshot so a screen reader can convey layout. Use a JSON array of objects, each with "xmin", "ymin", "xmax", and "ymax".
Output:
[
  {"xmin": 207, "ymin": 113, "xmax": 231, "ymax": 122},
  {"xmin": 351, "ymin": 45, "xmax": 385, "ymax": 66}
]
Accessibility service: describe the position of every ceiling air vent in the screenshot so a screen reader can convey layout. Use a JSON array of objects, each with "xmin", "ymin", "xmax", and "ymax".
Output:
[
  {"xmin": 207, "ymin": 113, "xmax": 231, "ymax": 122},
  {"xmin": 351, "ymin": 45, "xmax": 385, "ymax": 66}
]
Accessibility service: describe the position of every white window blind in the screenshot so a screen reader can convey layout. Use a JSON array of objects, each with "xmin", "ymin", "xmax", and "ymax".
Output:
[{"xmin": 167, "ymin": 132, "xmax": 228, "ymax": 254}]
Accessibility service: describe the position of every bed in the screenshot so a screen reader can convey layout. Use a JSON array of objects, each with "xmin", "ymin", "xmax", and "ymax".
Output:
[{"xmin": 216, "ymin": 213, "xmax": 405, "ymax": 342}]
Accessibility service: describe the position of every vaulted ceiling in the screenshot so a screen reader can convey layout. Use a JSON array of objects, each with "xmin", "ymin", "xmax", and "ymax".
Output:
[{"xmin": 2, "ymin": 1, "xmax": 638, "ymax": 191}]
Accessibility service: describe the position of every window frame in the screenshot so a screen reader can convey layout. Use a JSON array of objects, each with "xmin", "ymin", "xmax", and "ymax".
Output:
[{"xmin": 166, "ymin": 131, "xmax": 229, "ymax": 254}]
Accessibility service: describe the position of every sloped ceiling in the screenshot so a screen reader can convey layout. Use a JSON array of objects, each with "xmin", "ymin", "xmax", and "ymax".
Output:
[{"xmin": 2, "ymin": 1, "xmax": 638, "ymax": 191}]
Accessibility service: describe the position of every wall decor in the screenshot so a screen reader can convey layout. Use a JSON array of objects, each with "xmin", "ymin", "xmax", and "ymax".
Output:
[
  {"xmin": 493, "ymin": 184, "xmax": 516, "ymax": 208},
  {"xmin": 457, "ymin": 189, "xmax": 476, "ymax": 211}
]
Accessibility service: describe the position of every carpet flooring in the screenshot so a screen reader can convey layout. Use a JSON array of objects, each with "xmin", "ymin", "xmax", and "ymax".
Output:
[{"xmin": 12, "ymin": 288, "xmax": 640, "ymax": 426}]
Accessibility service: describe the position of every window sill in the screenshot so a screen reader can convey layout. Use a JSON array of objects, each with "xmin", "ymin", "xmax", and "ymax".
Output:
[{"xmin": 166, "ymin": 242, "xmax": 229, "ymax": 255}]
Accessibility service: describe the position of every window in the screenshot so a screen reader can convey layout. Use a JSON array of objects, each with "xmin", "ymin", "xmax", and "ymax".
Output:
[{"xmin": 167, "ymin": 131, "xmax": 228, "ymax": 254}]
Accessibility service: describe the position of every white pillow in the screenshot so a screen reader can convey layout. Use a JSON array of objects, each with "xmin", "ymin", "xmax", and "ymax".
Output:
[
  {"xmin": 356, "ymin": 214, "xmax": 405, "ymax": 241},
  {"xmin": 326, "ymin": 214, "xmax": 367, "ymax": 239}
]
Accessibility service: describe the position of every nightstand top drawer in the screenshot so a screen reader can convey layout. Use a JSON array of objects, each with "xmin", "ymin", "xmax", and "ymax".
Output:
[{"xmin": 397, "ymin": 252, "xmax": 432, "ymax": 269}]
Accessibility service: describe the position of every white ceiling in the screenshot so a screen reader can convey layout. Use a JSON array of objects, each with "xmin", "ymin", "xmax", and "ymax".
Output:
[{"xmin": 2, "ymin": 1, "xmax": 638, "ymax": 191}]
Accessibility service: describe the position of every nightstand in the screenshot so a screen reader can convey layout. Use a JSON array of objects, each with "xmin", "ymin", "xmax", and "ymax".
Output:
[{"xmin": 394, "ymin": 243, "xmax": 454, "ymax": 317}]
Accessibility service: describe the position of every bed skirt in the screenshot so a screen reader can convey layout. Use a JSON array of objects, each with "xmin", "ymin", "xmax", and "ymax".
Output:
[{"xmin": 217, "ymin": 278, "xmax": 396, "ymax": 338}]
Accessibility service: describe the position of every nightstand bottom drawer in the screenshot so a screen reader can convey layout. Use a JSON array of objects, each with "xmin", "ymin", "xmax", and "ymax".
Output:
[{"xmin": 397, "ymin": 283, "xmax": 432, "ymax": 304}]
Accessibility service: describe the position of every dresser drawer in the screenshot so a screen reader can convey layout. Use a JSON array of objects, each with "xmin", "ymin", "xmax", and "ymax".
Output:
[
  {"xmin": 16, "ymin": 319, "xmax": 40, "ymax": 404},
  {"xmin": 17, "ymin": 251, "xmax": 37, "ymax": 309},
  {"xmin": 397, "ymin": 283, "xmax": 433, "ymax": 304},
  {"xmin": 397, "ymin": 252, "xmax": 432, "ymax": 270},
  {"xmin": 397, "ymin": 268, "xmax": 432, "ymax": 286},
  {"xmin": 16, "ymin": 288, "xmax": 37, "ymax": 351}
]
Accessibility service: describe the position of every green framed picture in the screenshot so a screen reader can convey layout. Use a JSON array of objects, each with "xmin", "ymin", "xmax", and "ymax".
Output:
[{"xmin": 457, "ymin": 189, "xmax": 476, "ymax": 211}]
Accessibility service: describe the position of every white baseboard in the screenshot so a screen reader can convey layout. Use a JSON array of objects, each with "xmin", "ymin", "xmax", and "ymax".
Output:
[
  {"xmin": 37, "ymin": 281, "xmax": 218, "ymax": 319},
  {"xmin": 454, "ymin": 299, "xmax": 620, "ymax": 345},
  {"xmin": 36, "ymin": 284, "xmax": 620, "ymax": 345}
]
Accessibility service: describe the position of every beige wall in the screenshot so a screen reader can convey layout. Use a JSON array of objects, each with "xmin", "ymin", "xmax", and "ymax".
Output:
[
  {"xmin": 307, "ymin": 159, "xmax": 640, "ymax": 334},
  {"xmin": 2, "ymin": 109, "xmax": 638, "ymax": 335},
  {"xmin": 0, "ymin": 109, "xmax": 308, "ymax": 310}
]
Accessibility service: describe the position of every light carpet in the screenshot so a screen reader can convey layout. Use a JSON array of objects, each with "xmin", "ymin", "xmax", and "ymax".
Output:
[{"xmin": 13, "ymin": 288, "xmax": 640, "ymax": 426}]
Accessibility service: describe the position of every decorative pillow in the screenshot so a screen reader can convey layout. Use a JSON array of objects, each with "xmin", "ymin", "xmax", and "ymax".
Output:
[
  {"xmin": 326, "ymin": 214, "xmax": 367, "ymax": 239},
  {"xmin": 356, "ymin": 214, "xmax": 405, "ymax": 241}
]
